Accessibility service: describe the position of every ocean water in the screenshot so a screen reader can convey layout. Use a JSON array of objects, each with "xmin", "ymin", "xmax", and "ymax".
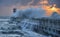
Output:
[{"xmin": 0, "ymin": 18, "xmax": 48, "ymax": 37}]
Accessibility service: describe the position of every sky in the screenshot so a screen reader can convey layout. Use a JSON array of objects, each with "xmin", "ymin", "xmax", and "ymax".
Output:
[{"xmin": 0, "ymin": 0, "xmax": 60, "ymax": 16}]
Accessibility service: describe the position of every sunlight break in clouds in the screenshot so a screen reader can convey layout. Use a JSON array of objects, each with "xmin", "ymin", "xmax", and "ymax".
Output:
[{"xmin": 18, "ymin": 0, "xmax": 60, "ymax": 16}]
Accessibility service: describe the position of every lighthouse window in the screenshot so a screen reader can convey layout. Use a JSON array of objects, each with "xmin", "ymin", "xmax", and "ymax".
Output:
[
  {"xmin": 53, "ymin": 29, "xmax": 55, "ymax": 32},
  {"xmin": 57, "ymin": 31, "xmax": 60, "ymax": 34},
  {"xmin": 50, "ymin": 20, "xmax": 53, "ymax": 23},
  {"xmin": 49, "ymin": 28, "xmax": 51, "ymax": 31},
  {"xmin": 42, "ymin": 27, "xmax": 44, "ymax": 29},
  {"xmin": 54, "ymin": 21, "xmax": 57, "ymax": 25},
  {"xmin": 45, "ymin": 27, "xmax": 47, "ymax": 30},
  {"xmin": 58, "ymin": 21, "xmax": 60, "ymax": 25}
]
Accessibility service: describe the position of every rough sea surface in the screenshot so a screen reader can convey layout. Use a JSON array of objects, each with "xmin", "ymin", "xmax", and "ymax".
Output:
[{"xmin": 0, "ymin": 18, "xmax": 49, "ymax": 37}]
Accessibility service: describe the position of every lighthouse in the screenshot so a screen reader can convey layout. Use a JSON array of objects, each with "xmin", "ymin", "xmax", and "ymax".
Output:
[{"xmin": 13, "ymin": 8, "xmax": 17, "ymax": 13}]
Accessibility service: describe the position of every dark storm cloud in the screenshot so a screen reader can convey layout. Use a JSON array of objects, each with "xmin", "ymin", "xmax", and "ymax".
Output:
[
  {"xmin": 0, "ymin": 0, "xmax": 60, "ymax": 7},
  {"xmin": 0, "ymin": 0, "xmax": 32, "ymax": 6},
  {"xmin": 48, "ymin": 0, "xmax": 60, "ymax": 8},
  {"xmin": 0, "ymin": 0, "xmax": 41, "ymax": 6},
  {"xmin": 54, "ymin": 0, "xmax": 60, "ymax": 8}
]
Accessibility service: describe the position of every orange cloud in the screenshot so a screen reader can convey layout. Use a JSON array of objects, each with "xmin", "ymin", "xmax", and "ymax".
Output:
[
  {"xmin": 15, "ymin": 0, "xmax": 60, "ymax": 16},
  {"xmin": 37, "ymin": 0, "xmax": 60, "ymax": 16}
]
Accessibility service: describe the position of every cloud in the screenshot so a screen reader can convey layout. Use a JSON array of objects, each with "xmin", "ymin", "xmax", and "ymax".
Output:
[
  {"xmin": 0, "ymin": 0, "xmax": 60, "ymax": 16},
  {"xmin": 0, "ymin": 0, "xmax": 32, "ymax": 6},
  {"xmin": 48, "ymin": 0, "xmax": 60, "ymax": 8},
  {"xmin": 0, "ymin": 0, "xmax": 60, "ymax": 7}
]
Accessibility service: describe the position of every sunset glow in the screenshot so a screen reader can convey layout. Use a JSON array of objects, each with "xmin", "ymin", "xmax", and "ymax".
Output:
[
  {"xmin": 42, "ymin": 4, "xmax": 60, "ymax": 16},
  {"xmin": 20, "ymin": 0, "xmax": 60, "ymax": 16},
  {"xmin": 16, "ymin": 0, "xmax": 60, "ymax": 16},
  {"xmin": 39, "ymin": 0, "xmax": 60, "ymax": 16}
]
